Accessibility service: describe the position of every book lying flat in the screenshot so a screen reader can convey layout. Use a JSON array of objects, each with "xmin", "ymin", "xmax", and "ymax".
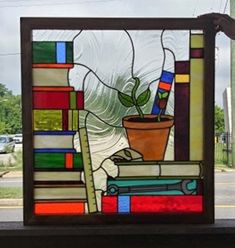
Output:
[
  {"xmin": 107, "ymin": 178, "xmax": 201, "ymax": 196},
  {"xmin": 34, "ymin": 201, "xmax": 87, "ymax": 215},
  {"xmin": 33, "ymin": 68, "xmax": 70, "ymax": 87},
  {"xmin": 115, "ymin": 161, "xmax": 202, "ymax": 178},
  {"xmin": 32, "ymin": 41, "xmax": 73, "ymax": 65},
  {"xmin": 34, "ymin": 171, "xmax": 82, "ymax": 183},
  {"xmin": 101, "ymin": 195, "xmax": 203, "ymax": 214},
  {"xmin": 34, "ymin": 131, "xmax": 76, "ymax": 149},
  {"xmin": 34, "ymin": 184, "xmax": 87, "ymax": 200},
  {"xmin": 33, "ymin": 90, "xmax": 84, "ymax": 110},
  {"xmin": 34, "ymin": 152, "xmax": 83, "ymax": 170},
  {"xmin": 33, "ymin": 109, "xmax": 79, "ymax": 131}
]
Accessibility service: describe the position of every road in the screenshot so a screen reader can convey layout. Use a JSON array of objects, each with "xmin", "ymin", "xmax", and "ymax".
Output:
[
  {"xmin": 215, "ymin": 171, "xmax": 235, "ymax": 218},
  {"xmin": 0, "ymin": 177, "xmax": 22, "ymax": 187},
  {"xmin": 0, "ymin": 207, "xmax": 23, "ymax": 221},
  {"xmin": 1, "ymin": 170, "xmax": 235, "ymax": 221}
]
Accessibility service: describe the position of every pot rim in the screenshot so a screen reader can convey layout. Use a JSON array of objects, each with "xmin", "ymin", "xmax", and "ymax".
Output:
[{"xmin": 122, "ymin": 114, "xmax": 174, "ymax": 130}]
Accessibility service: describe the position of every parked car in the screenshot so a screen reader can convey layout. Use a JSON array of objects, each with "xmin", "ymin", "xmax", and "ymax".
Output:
[
  {"xmin": 13, "ymin": 133, "xmax": 23, "ymax": 144},
  {"xmin": 0, "ymin": 136, "xmax": 15, "ymax": 153}
]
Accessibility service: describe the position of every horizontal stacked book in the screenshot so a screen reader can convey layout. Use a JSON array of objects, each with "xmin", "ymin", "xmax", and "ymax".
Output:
[
  {"xmin": 101, "ymin": 161, "xmax": 203, "ymax": 213},
  {"xmin": 32, "ymin": 41, "xmax": 87, "ymax": 215}
]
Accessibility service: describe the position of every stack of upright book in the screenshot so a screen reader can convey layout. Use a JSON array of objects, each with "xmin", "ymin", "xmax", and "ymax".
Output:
[{"xmin": 101, "ymin": 161, "xmax": 203, "ymax": 214}]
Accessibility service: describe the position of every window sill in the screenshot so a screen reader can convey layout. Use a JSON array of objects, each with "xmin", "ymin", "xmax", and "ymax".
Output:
[{"xmin": 1, "ymin": 220, "xmax": 235, "ymax": 248}]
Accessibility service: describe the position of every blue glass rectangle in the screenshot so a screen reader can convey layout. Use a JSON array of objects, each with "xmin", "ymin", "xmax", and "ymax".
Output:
[
  {"xmin": 151, "ymin": 94, "xmax": 160, "ymax": 115},
  {"xmin": 118, "ymin": 196, "xmax": 130, "ymax": 213},
  {"xmin": 34, "ymin": 148, "xmax": 77, "ymax": 153},
  {"xmin": 34, "ymin": 131, "xmax": 76, "ymax": 136},
  {"xmin": 56, "ymin": 42, "xmax": 66, "ymax": 63},
  {"xmin": 161, "ymin": 71, "xmax": 174, "ymax": 83}
]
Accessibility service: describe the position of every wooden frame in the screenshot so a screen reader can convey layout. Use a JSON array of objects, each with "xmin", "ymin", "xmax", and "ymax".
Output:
[{"xmin": 21, "ymin": 17, "xmax": 215, "ymax": 225}]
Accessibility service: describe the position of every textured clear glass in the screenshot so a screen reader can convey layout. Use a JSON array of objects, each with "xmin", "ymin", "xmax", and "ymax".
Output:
[{"xmin": 32, "ymin": 29, "xmax": 202, "ymax": 213}]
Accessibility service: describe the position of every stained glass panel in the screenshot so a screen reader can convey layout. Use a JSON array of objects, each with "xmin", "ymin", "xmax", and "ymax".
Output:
[{"xmin": 21, "ymin": 18, "xmax": 215, "ymax": 224}]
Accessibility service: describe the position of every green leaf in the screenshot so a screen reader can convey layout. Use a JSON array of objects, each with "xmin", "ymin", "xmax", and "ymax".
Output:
[
  {"xmin": 118, "ymin": 92, "xmax": 134, "ymax": 107},
  {"xmin": 162, "ymin": 92, "xmax": 169, "ymax": 98},
  {"xmin": 137, "ymin": 88, "xmax": 151, "ymax": 106},
  {"xmin": 158, "ymin": 92, "xmax": 162, "ymax": 99}
]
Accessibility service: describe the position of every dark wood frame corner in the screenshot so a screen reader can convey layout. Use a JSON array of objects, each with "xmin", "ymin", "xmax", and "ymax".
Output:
[{"xmin": 20, "ymin": 17, "xmax": 216, "ymax": 225}]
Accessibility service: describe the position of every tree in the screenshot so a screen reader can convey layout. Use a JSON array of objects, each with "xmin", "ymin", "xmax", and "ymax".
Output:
[
  {"xmin": 0, "ymin": 83, "xmax": 21, "ymax": 134},
  {"xmin": 214, "ymin": 105, "xmax": 225, "ymax": 134},
  {"xmin": 0, "ymin": 83, "xmax": 12, "ymax": 97}
]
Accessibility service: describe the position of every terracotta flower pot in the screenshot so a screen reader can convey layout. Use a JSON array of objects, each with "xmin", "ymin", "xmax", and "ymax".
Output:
[{"xmin": 122, "ymin": 114, "xmax": 174, "ymax": 161}]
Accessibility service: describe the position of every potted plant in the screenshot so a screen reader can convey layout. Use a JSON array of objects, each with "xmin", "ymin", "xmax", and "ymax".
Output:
[{"xmin": 118, "ymin": 76, "xmax": 174, "ymax": 161}]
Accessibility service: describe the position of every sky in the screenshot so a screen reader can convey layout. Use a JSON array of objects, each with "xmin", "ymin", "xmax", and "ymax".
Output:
[{"xmin": 0, "ymin": 0, "xmax": 230, "ymax": 107}]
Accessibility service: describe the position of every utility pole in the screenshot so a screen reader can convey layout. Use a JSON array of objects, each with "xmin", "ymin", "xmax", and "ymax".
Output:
[{"xmin": 231, "ymin": 0, "xmax": 235, "ymax": 167}]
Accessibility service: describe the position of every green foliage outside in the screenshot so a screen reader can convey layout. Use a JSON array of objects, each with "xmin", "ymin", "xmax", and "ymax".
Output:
[
  {"xmin": 214, "ymin": 105, "xmax": 225, "ymax": 134},
  {"xmin": 0, "ymin": 83, "xmax": 22, "ymax": 134},
  {"xmin": 215, "ymin": 142, "xmax": 229, "ymax": 164},
  {"xmin": 0, "ymin": 187, "xmax": 22, "ymax": 199},
  {"xmin": 214, "ymin": 105, "xmax": 232, "ymax": 168}
]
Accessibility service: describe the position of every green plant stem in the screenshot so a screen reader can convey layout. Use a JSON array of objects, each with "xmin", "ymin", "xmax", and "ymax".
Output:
[
  {"xmin": 157, "ymin": 109, "xmax": 163, "ymax": 122},
  {"xmin": 136, "ymin": 105, "xmax": 144, "ymax": 118},
  {"xmin": 131, "ymin": 78, "xmax": 139, "ymax": 105},
  {"xmin": 131, "ymin": 77, "xmax": 144, "ymax": 118}
]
